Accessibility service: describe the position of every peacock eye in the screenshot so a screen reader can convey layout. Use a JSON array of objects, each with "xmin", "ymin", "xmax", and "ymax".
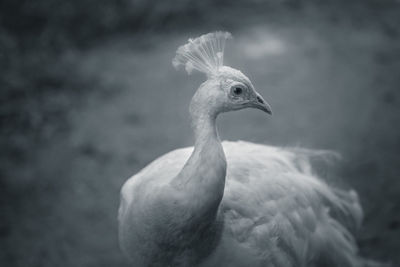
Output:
[{"xmin": 233, "ymin": 87, "xmax": 243, "ymax": 95}]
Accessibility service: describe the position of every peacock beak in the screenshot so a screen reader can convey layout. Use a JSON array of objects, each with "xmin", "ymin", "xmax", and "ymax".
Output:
[{"xmin": 252, "ymin": 93, "xmax": 272, "ymax": 115}]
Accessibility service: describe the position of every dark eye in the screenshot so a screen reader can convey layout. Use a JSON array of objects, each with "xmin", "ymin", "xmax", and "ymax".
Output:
[{"xmin": 233, "ymin": 87, "xmax": 243, "ymax": 95}]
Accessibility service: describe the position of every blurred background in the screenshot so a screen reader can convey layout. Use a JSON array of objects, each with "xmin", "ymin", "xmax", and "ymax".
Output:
[{"xmin": 1, "ymin": 0, "xmax": 399, "ymax": 266}]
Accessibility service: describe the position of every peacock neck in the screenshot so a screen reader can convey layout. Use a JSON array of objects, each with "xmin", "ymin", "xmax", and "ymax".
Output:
[
  {"xmin": 192, "ymin": 109, "xmax": 219, "ymax": 148},
  {"xmin": 170, "ymin": 88, "xmax": 227, "ymax": 218}
]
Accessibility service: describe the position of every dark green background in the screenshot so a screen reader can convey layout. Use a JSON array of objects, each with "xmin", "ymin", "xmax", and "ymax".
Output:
[{"xmin": 1, "ymin": 1, "xmax": 399, "ymax": 266}]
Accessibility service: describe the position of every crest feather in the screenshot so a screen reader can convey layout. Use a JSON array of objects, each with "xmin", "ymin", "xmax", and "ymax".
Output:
[{"xmin": 172, "ymin": 31, "xmax": 232, "ymax": 76}]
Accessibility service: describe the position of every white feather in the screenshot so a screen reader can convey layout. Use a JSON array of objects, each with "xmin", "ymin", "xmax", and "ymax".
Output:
[
  {"xmin": 119, "ymin": 141, "xmax": 366, "ymax": 267},
  {"xmin": 172, "ymin": 31, "xmax": 232, "ymax": 76}
]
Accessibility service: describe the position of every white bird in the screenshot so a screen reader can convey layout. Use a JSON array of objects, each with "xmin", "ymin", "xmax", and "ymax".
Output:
[{"xmin": 118, "ymin": 31, "xmax": 382, "ymax": 267}]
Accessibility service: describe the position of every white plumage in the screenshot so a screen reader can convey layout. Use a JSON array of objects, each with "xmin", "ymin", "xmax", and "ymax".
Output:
[{"xmin": 118, "ymin": 31, "xmax": 382, "ymax": 267}]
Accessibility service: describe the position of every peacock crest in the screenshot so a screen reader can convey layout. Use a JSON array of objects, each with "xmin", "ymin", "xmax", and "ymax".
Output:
[{"xmin": 172, "ymin": 31, "xmax": 232, "ymax": 76}]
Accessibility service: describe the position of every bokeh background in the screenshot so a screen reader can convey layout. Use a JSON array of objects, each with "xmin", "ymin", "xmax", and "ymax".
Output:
[{"xmin": 1, "ymin": 0, "xmax": 399, "ymax": 266}]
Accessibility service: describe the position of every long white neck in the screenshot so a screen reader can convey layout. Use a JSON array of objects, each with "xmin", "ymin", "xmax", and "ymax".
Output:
[{"xmin": 171, "ymin": 83, "xmax": 227, "ymax": 219}]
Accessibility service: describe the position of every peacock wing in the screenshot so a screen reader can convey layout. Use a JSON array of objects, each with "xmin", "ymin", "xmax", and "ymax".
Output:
[
  {"xmin": 218, "ymin": 141, "xmax": 363, "ymax": 267},
  {"xmin": 119, "ymin": 147, "xmax": 192, "ymax": 221}
]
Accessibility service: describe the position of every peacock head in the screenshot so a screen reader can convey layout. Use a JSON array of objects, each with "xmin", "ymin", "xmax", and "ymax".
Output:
[{"xmin": 172, "ymin": 31, "xmax": 272, "ymax": 115}]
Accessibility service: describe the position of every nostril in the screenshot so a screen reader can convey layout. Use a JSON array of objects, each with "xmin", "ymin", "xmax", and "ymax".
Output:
[{"xmin": 257, "ymin": 96, "xmax": 264, "ymax": 104}]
